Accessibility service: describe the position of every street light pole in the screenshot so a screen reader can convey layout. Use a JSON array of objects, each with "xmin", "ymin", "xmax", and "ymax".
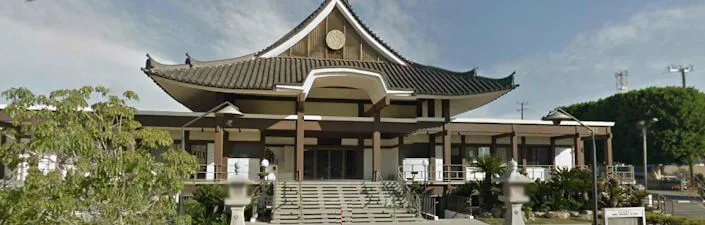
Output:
[
  {"xmin": 543, "ymin": 108, "xmax": 598, "ymax": 225},
  {"xmin": 638, "ymin": 118, "xmax": 658, "ymax": 192},
  {"xmin": 642, "ymin": 126, "xmax": 648, "ymax": 190},
  {"xmin": 177, "ymin": 102, "xmax": 244, "ymax": 216}
]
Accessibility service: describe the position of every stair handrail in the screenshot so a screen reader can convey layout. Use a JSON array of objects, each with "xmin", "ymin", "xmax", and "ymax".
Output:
[
  {"xmin": 396, "ymin": 166, "xmax": 421, "ymax": 218},
  {"xmin": 375, "ymin": 171, "xmax": 397, "ymax": 221}
]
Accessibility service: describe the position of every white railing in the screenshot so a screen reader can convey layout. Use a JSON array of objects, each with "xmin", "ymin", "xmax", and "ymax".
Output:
[{"xmin": 397, "ymin": 164, "xmax": 615, "ymax": 183}]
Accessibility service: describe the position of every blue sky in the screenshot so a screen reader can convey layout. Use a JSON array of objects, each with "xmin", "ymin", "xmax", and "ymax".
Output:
[{"xmin": 2, "ymin": 0, "xmax": 704, "ymax": 119}]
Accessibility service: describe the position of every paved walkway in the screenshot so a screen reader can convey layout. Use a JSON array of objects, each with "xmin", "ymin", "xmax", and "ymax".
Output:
[{"xmin": 247, "ymin": 219, "xmax": 488, "ymax": 225}]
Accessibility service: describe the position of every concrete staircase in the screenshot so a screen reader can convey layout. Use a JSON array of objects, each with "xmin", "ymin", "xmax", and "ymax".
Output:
[{"xmin": 271, "ymin": 180, "xmax": 420, "ymax": 224}]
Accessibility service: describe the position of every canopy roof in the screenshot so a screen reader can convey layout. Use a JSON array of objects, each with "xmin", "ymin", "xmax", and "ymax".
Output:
[
  {"xmin": 142, "ymin": 0, "xmax": 518, "ymax": 105},
  {"xmin": 144, "ymin": 57, "xmax": 515, "ymax": 96}
]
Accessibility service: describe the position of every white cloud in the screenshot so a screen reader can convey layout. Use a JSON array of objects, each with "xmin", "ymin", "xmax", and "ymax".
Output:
[
  {"xmin": 0, "ymin": 0, "xmax": 433, "ymax": 112},
  {"xmin": 470, "ymin": 1, "xmax": 705, "ymax": 120}
]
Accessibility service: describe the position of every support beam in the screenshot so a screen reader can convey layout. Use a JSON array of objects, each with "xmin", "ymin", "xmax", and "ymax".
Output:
[
  {"xmin": 429, "ymin": 135, "xmax": 436, "ymax": 181},
  {"xmin": 183, "ymin": 130, "xmax": 190, "ymax": 152},
  {"xmin": 490, "ymin": 136, "xmax": 497, "ymax": 155},
  {"xmin": 510, "ymin": 134, "xmax": 518, "ymax": 161},
  {"xmin": 520, "ymin": 137, "xmax": 527, "ymax": 168},
  {"xmin": 259, "ymin": 130, "xmax": 266, "ymax": 176},
  {"xmin": 442, "ymin": 125, "xmax": 451, "ymax": 168},
  {"xmin": 295, "ymin": 94, "xmax": 305, "ymax": 181},
  {"xmin": 549, "ymin": 137, "xmax": 556, "ymax": 165},
  {"xmin": 605, "ymin": 133, "xmax": 613, "ymax": 166},
  {"xmin": 363, "ymin": 96, "xmax": 390, "ymax": 117},
  {"xmin": 372, "ymin": 112, "xmax": 381, "ymax": 181},
  {"xmin": 551, "ymin": 134, "xmax": 577, "ymax": 141},
  {"xmin": 214, "ymin": 115, "xmax": 225, "ymax": 180},
  {"xmin": 574, "ymin": 134, "xmax": 585, "ymax": 166},
  {"xmin": 491, "ymin": 132, "xmax": 515, "ymax": 140}
]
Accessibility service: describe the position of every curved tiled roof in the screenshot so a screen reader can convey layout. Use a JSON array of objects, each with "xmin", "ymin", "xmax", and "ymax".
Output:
[
  {"xmin": 254, "ymin": 0, "xmax": 410, "ymax": 64},
  {"xmin": 142, "ymin": 56, "xmax": 516, "ymax": 96}
]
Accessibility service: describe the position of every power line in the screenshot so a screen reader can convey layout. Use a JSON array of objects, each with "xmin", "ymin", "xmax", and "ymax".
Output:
[
  {"xmin": 615, "ymin": 70, "xmax": 629, "ymax": 92},
  {"xmin": 517, "ymin": 102, "xmax": 528, "ymax": 120},
  {"xmin": 667, "ymin": 64, "xmax": 695, "ymax": 88}
]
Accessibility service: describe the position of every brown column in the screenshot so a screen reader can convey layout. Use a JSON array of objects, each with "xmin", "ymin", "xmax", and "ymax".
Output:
[
  {"xmin": 549, "ymin": 137, "xmax": 556, "ymax": 165},
  {"xmin": 461, "ymin": 135, "xmax": 467, "ymax": 181},
  {"xmin": 295, "ymin": 95, "xmax": 305, "ymax": 181},
  {"xmin": 574, "ymin": 134, "xmax": 585, "ymax": 166},
  {"xmin": 372, "ymin": 112, "xmax": 381, "ymax": 181},
  {"xmin": 214, "ymin": 115, "xmax": 225, "ymax": 180},
  {"xmin": 429, "ymin": 135, "xmax": 436, "ymax": 181},
  {"xmin": 183, "ymin": 130, "xmax": 190, "ymax": 152},
  {"xmin": 443, "ymin": 130, "xmax": 451, "ymax": 166},
  {"xmin": 605, "ymin": 133, "xmax": 613, "ymax": 166},
  {"xmin": 259, "ymin": 130, "xmax": 266, "ymax": 176},
  {"xmin": 510, "ymin": 134, "xmax": 518, "ymax": 161},
  {"xmin": 490, "ymin": 136, "xmax": 497, "ymax": 155},
  {"xmin": 520, "ymin": 136, "xmax": 527, "ymax": 168}
]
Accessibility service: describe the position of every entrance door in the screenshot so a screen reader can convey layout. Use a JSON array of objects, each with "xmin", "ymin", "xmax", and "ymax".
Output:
[{"xmin": 303, "ymin": 148, "xmax": 362, "ymax": 180}]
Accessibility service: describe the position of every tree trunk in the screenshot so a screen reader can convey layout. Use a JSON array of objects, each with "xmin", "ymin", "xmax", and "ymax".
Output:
[{"xmin": 690, "ymin": 160, "xmax": 695, "ymax": 189}]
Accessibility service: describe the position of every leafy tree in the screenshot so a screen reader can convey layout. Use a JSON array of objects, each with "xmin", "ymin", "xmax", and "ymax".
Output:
[
  {"xmin": 564, "ymin": 87, "xmax": 705, "ymax": 167},
  {"xmin": 0, "ymin": 86, "xmax": 198, "ymax": 224}
]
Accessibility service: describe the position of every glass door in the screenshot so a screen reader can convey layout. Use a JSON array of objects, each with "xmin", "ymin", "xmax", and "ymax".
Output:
[{"xmin": 329, "ymin": 150, "xmax": 344, "ymax": 179}]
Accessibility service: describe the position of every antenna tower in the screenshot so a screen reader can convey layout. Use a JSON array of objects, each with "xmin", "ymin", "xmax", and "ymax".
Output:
[{"xmin": 615, "ymin": 70, "xmax": 628, "ymax": 92}]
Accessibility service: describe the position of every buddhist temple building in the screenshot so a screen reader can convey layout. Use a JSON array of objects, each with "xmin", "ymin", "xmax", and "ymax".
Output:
[
  {"xmin": 1, "ymin": 0, "xmax": 631, "ymax": 223},
  {"xmin": 135, "ymin": 0, "xmax": 621, "ymax": 185}
]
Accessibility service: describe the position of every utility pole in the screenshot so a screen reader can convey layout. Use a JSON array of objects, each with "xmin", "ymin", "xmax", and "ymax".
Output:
[
  {"xmin": 517, "ymin": 102, "xmax": 528, "ymax": 120},
  {"xmin": 615, "ymin": 70, "xmax": 629, "ymax": 92},
  {"xmin": 667, "ymin": 64, "xmax": 694, "ymax": 88},
  {"xmin": 667, "ymin": 64, "xmax": 695, "ymax": 187}
]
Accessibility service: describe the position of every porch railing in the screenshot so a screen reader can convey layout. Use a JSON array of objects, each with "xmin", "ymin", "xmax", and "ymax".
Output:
[{"xmin": 397, "ymin": 164, "xmax": 631, "ymax": 183}]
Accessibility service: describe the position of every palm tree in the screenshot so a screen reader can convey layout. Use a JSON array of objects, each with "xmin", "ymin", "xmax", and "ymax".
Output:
[{"xmin": 473, "ymin": 155, "xmax": 506, "ymax": 211}]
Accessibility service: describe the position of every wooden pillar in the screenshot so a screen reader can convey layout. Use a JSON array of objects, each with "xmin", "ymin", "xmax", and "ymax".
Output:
[
  {"xmin": 520, "ymin": 136, "xmax": 527, "ymax": 168},
  {"xmin": 183, "ymin": 130, "xmax": 190, "ymax": 152},
  {"xmin": 372, "ymin": 112, "xmax": 381, "ymax": 181},
  {"xmin": 510, "ymin": 134, "xmax": 518, "ymax": 161},
  {"xmin": 574, "ymin": 134, "xmax": 585, "ymax": 166},
  {"xmin": 295, "ymin": 95, "xmax": 305, "ymax": 181},
  {"xmin": 441, "ymin": 100, "xmax": 451, "ymax": 176},
  {"xmin": 442, "ymin": 130, "xmax": 451, "ymax": 166},
  {"xmin": 214, "ymin": 115, "xmax": 225, "ymax": 180},
  {"xmin": 429, "ymin": 135, "xmax": 436, "ymax": 181},
  {"xmin": 259, "ymin": 130, "xmax": 266, "ymax": 175},
  {"xmin": 490, "ymin": 136, "xmax": 497, "ymax": 155},
  {"xmin": 605, "ymin": 133, "xmax": 613, "ymax": 166},
  {"xmin": 461, "ymin": 135, "xmax": 467, "ymax": 181},
  {"xmin": 549, "ymin": 137, "xmax": 556, "ymax": 165}
]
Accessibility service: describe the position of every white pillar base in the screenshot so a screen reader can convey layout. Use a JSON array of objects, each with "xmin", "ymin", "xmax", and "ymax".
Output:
[{"xmin": 504, "ymin": 203, "xmax": 525, "ymax": 225}]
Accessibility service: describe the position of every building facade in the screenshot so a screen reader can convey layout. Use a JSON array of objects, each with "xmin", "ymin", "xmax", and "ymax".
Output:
[
  {"xmin": 1, "ymin": 0, "xmax": 620, "ymax": 187},
  {"xmin": 137, "ymin": 0, "xmax": 616, "ymax": 185}
]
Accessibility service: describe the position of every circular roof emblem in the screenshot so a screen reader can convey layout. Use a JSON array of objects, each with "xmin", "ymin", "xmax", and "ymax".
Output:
[{"xmin": 326, "ymin": 30, "xmax": 345, "ymax": 50}]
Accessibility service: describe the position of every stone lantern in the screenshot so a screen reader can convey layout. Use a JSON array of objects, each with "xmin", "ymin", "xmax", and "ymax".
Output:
[
  {"xmin": 224, "ymin": 176, "xmax": 255, "ymax": 225},
  {"xmin": 496, "ymin": 159, "xmax": 533, "ymax": 225}
]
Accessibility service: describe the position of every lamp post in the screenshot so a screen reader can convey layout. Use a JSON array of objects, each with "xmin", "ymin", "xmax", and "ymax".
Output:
[
  {"xmin": 637, "ymin": 118, "xmax": 658, "ymax": 191},
  {"xmin": 543, "ymin": 108, "xmax": 598, "ymax": 225},
  {"xmin": 178, "ymin": 102, "xmax": 244, "ymax": 215}
]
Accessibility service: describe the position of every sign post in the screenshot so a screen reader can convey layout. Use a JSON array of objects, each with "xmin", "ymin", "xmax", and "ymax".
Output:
[{"xmin": 602, "ymin": 207, "xmax": 646, "ymax": 225}]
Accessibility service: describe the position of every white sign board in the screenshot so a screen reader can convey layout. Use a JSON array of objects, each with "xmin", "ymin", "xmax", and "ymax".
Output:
[{"xmin": 603, "ymin": 207, "xmax": 645, "ymax": 225}]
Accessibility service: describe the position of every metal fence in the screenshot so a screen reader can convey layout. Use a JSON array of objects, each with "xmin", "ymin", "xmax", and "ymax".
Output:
[{"xmin": 444, "ymin": 195, "xmax": 473, "ymax": 215}]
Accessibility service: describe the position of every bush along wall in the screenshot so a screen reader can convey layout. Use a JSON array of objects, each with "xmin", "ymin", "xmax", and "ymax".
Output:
[{"xmin": 452, "ymin": 167, "xmax": 648, "ymax": 217}]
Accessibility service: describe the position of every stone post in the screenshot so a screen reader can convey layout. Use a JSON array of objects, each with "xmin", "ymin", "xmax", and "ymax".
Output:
[
  {"xmin": 224, "ymin": 177, "xmax": 255, "ymax": 225},
  {"xmin": 496, "ymin": 159, "xmax": 533, "ymax": 225}
]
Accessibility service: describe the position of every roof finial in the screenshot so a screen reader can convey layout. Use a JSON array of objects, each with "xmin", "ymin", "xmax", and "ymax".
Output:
[{"xmin": 185, "ymin": 53, "xmax": 193, "ymax": 67}]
